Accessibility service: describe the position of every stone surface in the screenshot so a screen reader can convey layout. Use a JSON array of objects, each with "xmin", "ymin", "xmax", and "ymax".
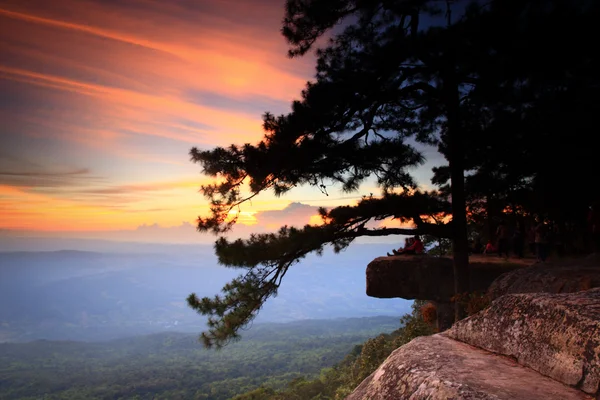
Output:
[
  {"xmin": 366, "ymin": 255, "xmax": 523, "ymax": 302},
  {"xmin": 346, "ymin": 334, "xmax": 591, "ymax": 400},
  {"xmin": 488, "ymin": 262, "xmax": 600, "ymax": 300},
  {"xmin": 447, "ymin": 288, "xmax": 600, "ymax": 396}
]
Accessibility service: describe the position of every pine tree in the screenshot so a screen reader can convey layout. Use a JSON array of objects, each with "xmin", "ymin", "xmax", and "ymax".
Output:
[{"xmin": 187, "ymin": 0, "xmax": 599, "ymax": 347}]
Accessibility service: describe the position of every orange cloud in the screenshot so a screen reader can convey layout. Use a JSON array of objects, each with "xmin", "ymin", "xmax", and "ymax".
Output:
[
  {"xmin": 0, "ymin": 0, "xmax": 323, "ymax": 233},
  {"xmin": 0, "ymin": 0, "xmax": 311, "ymax": 169},
  {"xmin": 0, "ymin": 2, "xmax": 307, "ymax": 100},
  {"xmin": 0, "ymin": 8, "xmax": 171, "ymax": 53},
  {"xmin": 0, "ymin": 185, "xmax": 125, "ymax": 230},
  {"xmin": 1, "ymin": 66, "xmax": 264, "ymax": 143},
  {"xmin": 0, "ymin": 176, "xmax": 218, "ymax": 231}
]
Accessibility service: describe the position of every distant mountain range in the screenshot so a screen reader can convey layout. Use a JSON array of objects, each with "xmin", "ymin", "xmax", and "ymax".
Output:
[{"xmin": 0, "ymin": 243, "xmax": 411, "ymax": 342}]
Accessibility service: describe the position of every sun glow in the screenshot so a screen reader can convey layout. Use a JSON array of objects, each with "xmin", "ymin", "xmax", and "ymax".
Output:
[{"xmin": 227, "ymin": 210, "xmax": 258, "ymax": 225}]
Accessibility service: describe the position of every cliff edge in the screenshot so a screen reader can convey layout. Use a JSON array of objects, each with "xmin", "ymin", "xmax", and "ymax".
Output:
[{"xmin": 348, "ymin": 259, "xmax": 600, "ymax": 399}]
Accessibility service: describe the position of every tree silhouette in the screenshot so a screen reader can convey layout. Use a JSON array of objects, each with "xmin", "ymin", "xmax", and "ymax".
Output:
[
  {"xmin": 187, "ymin": 0, "xmax": 599, "ymax": 347},
  {"xmin": 434, "ymin": 0, "xmax": 600, "ymax": 238}
]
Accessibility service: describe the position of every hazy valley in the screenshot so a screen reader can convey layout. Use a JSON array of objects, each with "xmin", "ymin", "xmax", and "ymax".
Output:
[{"xmin": 0, "ymin": 242, "xmax": 410, "ymax": 342}]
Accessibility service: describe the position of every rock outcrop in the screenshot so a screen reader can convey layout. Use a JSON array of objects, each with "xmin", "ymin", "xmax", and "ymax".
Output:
[
  {"xmin": 447, "ymin": 288, "xmax": 600, "ymax": 397},
  {"xmin": 346, "ymin": 334, "xmax": 592, "ymax": 400},
  {"xmin": 366, "ymin": 255, "xmax": 523, "ymax": 301},
  {"xmin": 488, "ymin": 262, "xmax": 600, "ymax": 300},
  {"xmin": 356, "ymin": 256, "xmax": 600, "ymax": 399}
]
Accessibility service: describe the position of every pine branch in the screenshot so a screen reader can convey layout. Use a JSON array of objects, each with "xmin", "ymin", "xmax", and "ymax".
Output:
[{"xmin": 188, "ymin": 192, "xmax": 451, "ymax": 348}]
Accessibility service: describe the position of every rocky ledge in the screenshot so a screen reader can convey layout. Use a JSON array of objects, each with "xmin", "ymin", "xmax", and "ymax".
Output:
[
  {"xmin": 448, "ymin": 288, "xmax": 600, "ymax": 397},
  {"xmin": 488, "ymin": 261, "xmax": 600, "ymax": 300},
  {"xmin": 346, "ymin": 334, "xmax": 592, "ymax": 400},
  {"xmin": 366, "ymin": 255, "xmax": 524, "ymax": 301}
]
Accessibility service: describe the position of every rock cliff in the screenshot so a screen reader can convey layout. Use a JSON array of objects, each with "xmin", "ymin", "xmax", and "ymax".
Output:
[
  {"xmin": 366, "ymin": 255, "xmax": 523, "ymax": 301},
  {"xmin": 346, "ymin": 334, "xmax": 592, "ymax": 400},
  {"xmin": 448, "ymin": 288, "xmax": 600, "ymax": 397},
  {"xmin": 366, "ymin": 255, "xmax": 526, "ymax": 331},
  {"xmin": 348, "ymin": 281, "xmax": 600, "ymax": 399}
]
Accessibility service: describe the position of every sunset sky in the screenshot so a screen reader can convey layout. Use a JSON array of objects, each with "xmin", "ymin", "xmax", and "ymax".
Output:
[{"xmin": 0, "ymin": 0, "xmax": 441, "ymax": 242}]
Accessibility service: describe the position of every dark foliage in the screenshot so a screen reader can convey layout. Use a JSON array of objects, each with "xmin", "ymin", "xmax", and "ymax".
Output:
[{"xmin": 189, "ymin": 0, "xmax": 600, "ymax": 347}]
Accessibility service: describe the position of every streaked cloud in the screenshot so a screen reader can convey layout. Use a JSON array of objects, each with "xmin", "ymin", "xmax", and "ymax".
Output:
[
  {"xmin": 0, "ymin": 168, "xmax": 103, "ymax": 188},
  {"xmin": 83, "ymin": 182, "xmax": 195, "ymax": 195},
  {"xmin": 0, "ymin": 0, "xmax": 425, "ymax": 239},
  {"xmin": 0, "ymin": 0, "xmax": 321, "ymax": 232}
]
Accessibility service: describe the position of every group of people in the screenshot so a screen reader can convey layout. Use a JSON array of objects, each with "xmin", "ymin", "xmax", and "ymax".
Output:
[
  {"xmin": 387, "ymin": 236, "xmax": 424, "ymax": 256},
  {"xmin": 386, "ymin": 203, "xmax": 600, "ymax": 261},
  {"xmin": 476, "ymin": 209, "xmax": 600, "ymax": 262},
  {"xmin": 461, "ymin": 221, "xmax": 564, "ymax": 262},
  {"xmin": 478, "ymin": 220, "xmax": 549, "ymax": 261}
]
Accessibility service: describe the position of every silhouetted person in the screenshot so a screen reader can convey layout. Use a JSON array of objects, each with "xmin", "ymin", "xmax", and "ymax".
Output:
[
  {"xmin": 388, "ymin": 236, "xmax": 424, "ymax": 255},
  {"xmin": 471, "ymin": 237, "xmax": 483, "ymax": 254},
  {"xmin": 552, "ymin": 223, "xmax": 565, "ymax": 257},
  {"xmin": 496, "ymin": 221, "xmax": 509, "ymax": 258},
  {"xmin": 527, "ymin": 224, "xmax": 536, "ymax": 256},
  {"xmin": 403, "ymin": 237, "xmax": 412, "ymax": 249},
  {"xmin": 512, "ymin": 224, "xmax": 524, "ymax": 258},
  {"xmin": 535, "ymin": 220, "xmax": 549, "ymax": 262},
  {"xmin": 388, "ymin": 237, "xmax": 409, "ymax": 256},
  {"xmin": 589, "ymin": 204, "xmax": 600, "ymax": 253}
]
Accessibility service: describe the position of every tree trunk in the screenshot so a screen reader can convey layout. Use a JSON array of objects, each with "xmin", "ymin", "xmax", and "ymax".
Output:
[
  {"xmin": 449, "ymin": 136, "xmax": 470, "ymax": 322},
  {"xmin": 443, "ymin": 49, "xmax": 470, "ymax": 322},
  {"xmin": 448, "ymin": 122, "xmax": 470, "ymax": 321}
]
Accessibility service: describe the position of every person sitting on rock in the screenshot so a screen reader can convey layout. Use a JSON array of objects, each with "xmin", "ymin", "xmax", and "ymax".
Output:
[
  {"xmin": 388, "ymin": 238, "xmax": 408, "ymax": 256},
  {"xmin": 388, "ymin": 236, "xmax": 424, "ymax": 256},
  {"xmin": 483, "ymin": 240, "xmax": 497, "ymax": 256},
  {"xmin": 399, "ymin": 237, "xmax": 411, "ymax": 252}
]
